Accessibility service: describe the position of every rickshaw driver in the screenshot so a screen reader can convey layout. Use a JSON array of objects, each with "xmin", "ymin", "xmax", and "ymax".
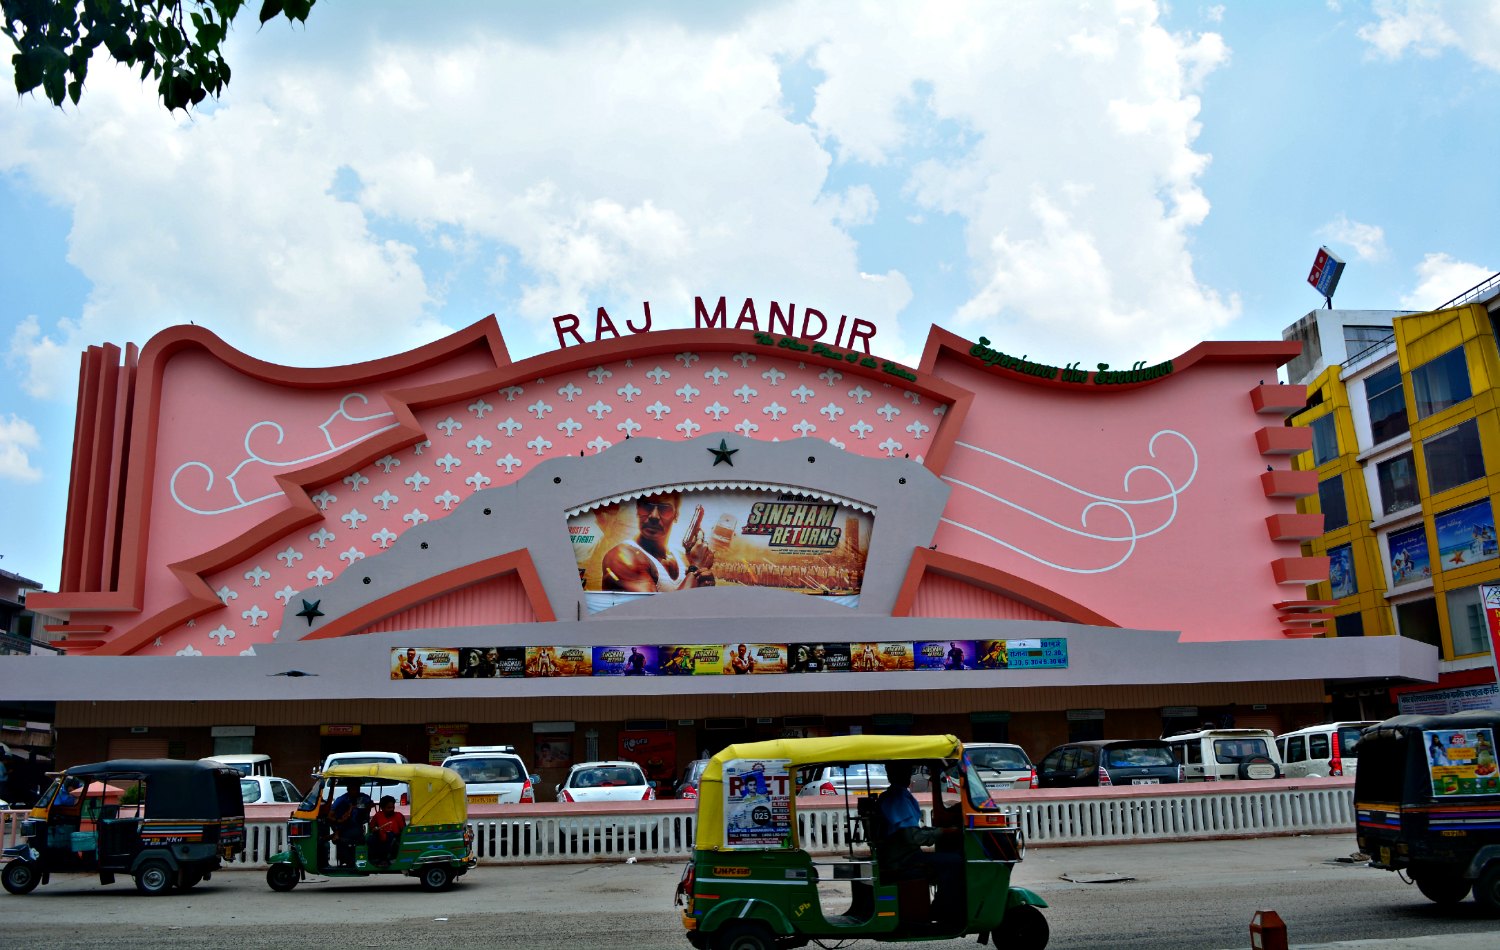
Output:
[
  {"xmin": 878, "ymin": 761, "xmax": 964, "ymax": 925},
  {"xmin": 331, "ymin": 780, "xmax": 374, "ymax": 867}
]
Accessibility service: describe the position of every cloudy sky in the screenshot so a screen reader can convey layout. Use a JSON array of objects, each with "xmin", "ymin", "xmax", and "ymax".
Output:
[{"xmin": 2, "ymin": 0, "xmax": 1497, "ymax": 591}]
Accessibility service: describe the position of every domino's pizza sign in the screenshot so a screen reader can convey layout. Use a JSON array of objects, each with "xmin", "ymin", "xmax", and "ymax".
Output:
[{"xmin": 1307, "ymin": 246, "xmax": 1346, "ymax": 299}]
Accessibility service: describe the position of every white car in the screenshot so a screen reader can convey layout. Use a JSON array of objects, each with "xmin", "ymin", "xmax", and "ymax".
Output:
[
  {"xmin": 964, "ymin": 742, "xmax": 1038, "ymax": 791},
  {"xmin": 240, "ymin": 775, "xmax": 303, "ymax": 805},
  {"xmin": 556, "ymin": 761, "xmax": 655, "ymax": 803},
  {"xmin": 320, "ymin": 751, "xmax": 411, "ymax": 805},
  {"xmin": 440, "ymin": 746, "xmax": 538, "ymax": 804}
]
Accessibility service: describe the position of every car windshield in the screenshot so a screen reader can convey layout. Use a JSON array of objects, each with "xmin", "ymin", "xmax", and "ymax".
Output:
[
  {"xmin": 1213, "ymin": 738, "xmax": 1270, "ymax": 762},
  {"xmin": 330, "ymin": 756, "xmax": 397, "ymax": 767},
  {"xmin": 449, "ymin": 757, "xmax": 524, "ymax": 783},
  {"xmin": 1105, "ymin": 746, "xmax": 1174, "ymax": 768},
  {"xmin": 970, "ymin": 748, "xmax": 1030, "ymax": 771},
  {"xmin": 573, "ymin": 766, "xmax": 645, "ymax": 788},
  {"xmin": 240, "ymin": 779, "xmax": 260, "ymax": 802},
  {"xmin": 1338, "ymin": 727, "xmax": 1367, "ymax": 758},
  {"xmin": 832, "ymin": 764, "xmax": 887, "ymax": 785}
]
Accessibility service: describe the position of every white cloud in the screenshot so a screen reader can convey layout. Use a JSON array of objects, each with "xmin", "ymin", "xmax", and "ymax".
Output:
[
  {"xmin": 1318, "ymin": 215, "xmax": 1389, "ymax": 262},
  {"xmin": 0, "ymin": 414, "xmax": 43, "ymax": 482},
  {"xmin": 1358, "ymin": 0, "xmax": 1500, "ymax": 72},
  {"xmin": 8, "ymin": 315, "xmax": 75, "ymax": 399},
  {"xmin": 1401, "ymin": 253, "xmax": 1495, "ymax": 310}
]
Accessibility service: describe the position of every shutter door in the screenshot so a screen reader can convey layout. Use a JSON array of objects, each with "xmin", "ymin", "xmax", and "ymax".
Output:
[{"xmin": 106, "ymin": 737, "xmax": 170, "ymax": 760}]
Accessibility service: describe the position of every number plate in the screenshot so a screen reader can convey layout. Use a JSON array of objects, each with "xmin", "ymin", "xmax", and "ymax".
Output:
[
  {"xmin": 1131, "ymin": 778, "xmax": 1160, "ymax": 785},
  {"xmin": 1379, "ymin": 846, "xmax": 1392, "ymax": 865},
  {"xmin": 468, "ymin": 794, "xmax": 499, "ymax": 804}
]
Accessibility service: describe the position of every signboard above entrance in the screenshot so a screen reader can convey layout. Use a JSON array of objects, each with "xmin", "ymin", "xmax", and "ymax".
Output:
[{"xmin": 553, "ymin": 295, "xmax": 879, "ymax": 353}]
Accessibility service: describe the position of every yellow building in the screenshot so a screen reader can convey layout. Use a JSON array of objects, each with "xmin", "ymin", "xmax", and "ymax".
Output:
[{"xmin": 1288, "ymin": 279, "xmax": 1500, "ymax": 715}]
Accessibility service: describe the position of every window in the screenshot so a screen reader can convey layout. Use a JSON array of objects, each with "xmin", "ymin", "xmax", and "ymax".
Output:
[
  {"xmin": 1411, "ymin": 347, "xmax": 1472, "ymax": 418},
  {"xmin": 1344, "ymin": 325, "xmax": 1394, "ymax": 356},
  {"xmin": 1067, "ymin": 718, "xmax": 1104, "ymax": 742},
  {"xmin": 1395, "ymin": 598, "xmax": 1441, "ymax": 647},
  {"xmin": 1329, "ymin": 544, "xmax": 1357, "ymax": 599},
  {"xmin": 1423, "ymin": 419, "xmax": 1485, "ymax": 495},
  {"xmin": 1334, "ymin": 613, "xmax": 1364, "ymax": 638},
  {"xmin": 1375, "ymin": 451, "xmax": 1420, "ymax": 516},
  {"xmin": 1444, "ymin": 585, "xmax": 1491, "ymax": 656},
  {"xmin": 1308, "ymin": 734, "xmax": 1330, "ymax": 759},
  {"xmin": 1310, "ymin": 415, "xmax": 1339, "ymax": 465},
  {"xmin": 1318, "ymin": 475, "xmax": 1349, "ymax": 530},
  {"xmin": 1286, "ymin": 736, "xmax": 1307, "ymax": 763},
  {"xmin": 1364, "ymin": 364, "xmax": 1408, "ymax": 444}
]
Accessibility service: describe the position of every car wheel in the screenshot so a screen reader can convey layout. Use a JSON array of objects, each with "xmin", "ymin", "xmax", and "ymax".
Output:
[
  {"xmin": 2, "ymin": 860, "xmax": 40, "ymax": 895},
  {"xmin": 711, "ymin": 921, "xmax": 775, "ymax": 950},
  {"xmin": 418, "ymin": 865, "xmax": 452, "ymax": 892},
  {"xmin": 1414, "ymin": 871, "xmax": 1471, "ymax": 905},
  {"xmin": 134, "ymin": 859, "xmax": 175, "ymax": 896},
  {"xmin": 994, "ymin": 903, "xmax": 1050, "ymax": 950},
  {"xmin": 1475, "ymin": 863, "xmax": 1500, "ymax": 916},
  {"xmin": 1237, "ymin": 756, "xmax": 1278, "ymax": 780},
  {"xmin": 266, "ymin": 863, "xmax": 299, "ymax": 893}
]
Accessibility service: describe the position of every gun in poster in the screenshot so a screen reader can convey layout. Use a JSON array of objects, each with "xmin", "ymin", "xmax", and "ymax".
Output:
[{"xmin": 682, "ymin": 504, "xmax": 714, "ymax": 586}]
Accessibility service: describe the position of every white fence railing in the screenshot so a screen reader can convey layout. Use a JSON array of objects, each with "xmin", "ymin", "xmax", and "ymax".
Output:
[{"xmin": 2, "ymin": 780, "xmax": 1357, "ymax": 868}]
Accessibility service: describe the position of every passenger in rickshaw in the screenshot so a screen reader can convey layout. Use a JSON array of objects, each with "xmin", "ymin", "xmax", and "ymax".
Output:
[
  {"xmin": 367, "ymin": 795, "xmax": 405, "ymax": 867},
  {"xmin": 877, "ymin": 762, "xmax": 964, "ymax": 925},
  {"xmin": 330, "ymin": 781, "xmax": 374, "ymax": 867}
]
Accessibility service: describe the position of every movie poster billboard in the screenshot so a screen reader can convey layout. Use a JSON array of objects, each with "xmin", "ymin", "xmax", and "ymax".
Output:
[
  {"xmin": 660, "ymin": 644, "xmax": 725, "ymax": 675},
  {"xmin": 525, "ymin": 645, "xmax": 593, "ymax": 677},
  {"xmin": 723, "ymin": 643, "xmax": 789, "ymax": 675},
  {"xmin": 1388, "ymin": 526, "xmax": 1431, "ymax": 586},
  {"xmin": 1329, "ymin": 543, "xmax": 1357, "ymax": 599},
  {"xmin": 1425, "ymin": 727, "xmax": 1500, "ymax": 797},
  {"xmin": 426, "ymin": 723, "xmax": 467, "ymax": 765},
  {"xmin": 571, "ymin": 488, "xmax": 872, "ymax": 614},
  {"xmin": 913, "ymin": 640, "xmax": 977, "ymax": 670},
  {"xmin": 850, "ymin": 642, "xmax": 915, "ymax": 672},
  {"xmin": 722, "ymin": 758, "xmax": 793, "ymax": 849},
  {"xmin": 535, "ymin": 737, "xmax": 572, "ymax": 769},
  {"xmin": 789, "ymin": 642, "xmax": 852, "ymax": 673},
  {"xmin": 390, "ymin": 647, "xmax": 460, "ymax": 679},
  {"xmin": 593, "ymin": 645, "xmax": 660, "ymax": 676},
  {"xmin": 1435, "ymin": 499, "xmax": 1498, "ymax": 571}
]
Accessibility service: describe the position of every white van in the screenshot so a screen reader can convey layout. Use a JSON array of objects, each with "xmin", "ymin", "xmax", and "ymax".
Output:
[
  {"xmin": 1276, "ymin": 721, "xmax": 1378, "ymax": 778},
  {"xmin": 202, "ymin": 753, "xmax": 273, "ymax": 776},
  {"xmin": 1164, "ymin": 728, "xmax": 1283, "ymax": 781},
  {"xmin": 319, "ymin": 750, "xmax": 411, "ymax": 804}
]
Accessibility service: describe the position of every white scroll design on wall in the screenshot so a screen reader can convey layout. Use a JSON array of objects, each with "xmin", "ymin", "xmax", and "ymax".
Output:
[
  {"xmin": 940, "ymin": 430, "xmax": 1198, "ymax": 574},
  {"xmin": 170, "ymin": 394, "xmax": 399, "ymax": 516}
]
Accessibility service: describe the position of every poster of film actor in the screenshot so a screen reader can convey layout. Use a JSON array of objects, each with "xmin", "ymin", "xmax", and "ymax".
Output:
[
  {"xmin": 569, "ymin": 488, "xmax": 872, "ymax": 614},
  {"xmin": 390, "ymin": 639, "xmax": 1066, "ymax": 679}
]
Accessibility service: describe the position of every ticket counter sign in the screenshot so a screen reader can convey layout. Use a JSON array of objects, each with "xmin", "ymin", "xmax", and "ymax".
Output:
[
  {"xmin": 1425, "ymin": 727, "xmax": 1500, "ymax": 797},
  {"xmin": 723, "ymin": 758, "xmax": 792, "ymax": 849}
]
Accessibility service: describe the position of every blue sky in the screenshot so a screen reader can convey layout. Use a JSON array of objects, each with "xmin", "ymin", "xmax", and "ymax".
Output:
[{"xmin": 2, "ymin": 0, "xmax": 1497, "ymax": 592}]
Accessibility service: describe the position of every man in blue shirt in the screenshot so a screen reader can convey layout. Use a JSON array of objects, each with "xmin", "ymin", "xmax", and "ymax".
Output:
[
  {"xmin": 330, "ymin": 781, "xmax": 374, "ymax": 867},
  {"xmin": 876, "ymin": 762, "xmax": 964, "ymax": 927}
]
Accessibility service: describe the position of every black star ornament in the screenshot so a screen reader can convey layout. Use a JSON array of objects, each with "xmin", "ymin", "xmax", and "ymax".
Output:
[
  {"xmin": 296, "ymin": 599, "xmax": 325, "ymax": 626},
  {"xmin": 708, "ymin": 438, "xmax": 739, "ymax": 466}
]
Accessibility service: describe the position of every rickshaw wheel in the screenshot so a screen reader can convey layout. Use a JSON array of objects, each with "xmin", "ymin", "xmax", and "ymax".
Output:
[
  {"xmin": 1475, "ymin": 864, "xmax": 1500, "ymax": 916},
  {"xmin": 993, "ymin": 903, "xmax": 1050, "ymax": 950},
  {"xmin": 134, "ymin": 860, "xmax": 175, "ymax": 896},
  {"xmin": 266, "ymin": 863, "xmax": 299, "ymax": 892},
  {"xmin": 418, "ymin": 865, "xmax": 452, "ymax": 892},
  {"xmin": 1414, "ymin": 871, "xmax": 1471, "ymax": 905},
  {"xmin": 711, "ymin": 921, "xmax": 775, "ymax": 950},
  {"xmin": 2, "ymin": 860, "xmax": 41, "ymax": 895}
]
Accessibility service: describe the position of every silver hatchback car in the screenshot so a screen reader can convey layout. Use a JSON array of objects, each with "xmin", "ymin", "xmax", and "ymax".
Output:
[{"xmin": 964, "ymin": 742, "xmax": 1037, "ymax": 792}]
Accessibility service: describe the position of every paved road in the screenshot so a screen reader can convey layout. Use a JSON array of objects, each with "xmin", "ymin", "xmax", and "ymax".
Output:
[{"xmin": 2, "ymin": 835, "xmax": 1497, "ymax": 948}]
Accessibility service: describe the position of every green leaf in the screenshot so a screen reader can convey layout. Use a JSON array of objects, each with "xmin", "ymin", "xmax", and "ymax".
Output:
[
  {"xmin": 42, "ymin": 62, "xmax": 66, "ymax": 105},
  {"xmin": 68, "ymin": 79, "xmax": 81, "ymax": 105},
  {"xmin": 13, "ymin": 50, "xmax": 45, "ymax": 95},
  {"xmin": 258, "ymin": 1, "xmax": 284, "ymax": 25}
]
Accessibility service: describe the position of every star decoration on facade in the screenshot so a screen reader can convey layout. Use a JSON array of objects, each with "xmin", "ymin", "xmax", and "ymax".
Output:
[
  {"xmin": 296, "ymin": 599, "xmax": 325, "ymax": 626},
  {"xmin": 708, "ymin": 438, "xmax": 738, "ymax": 466}
]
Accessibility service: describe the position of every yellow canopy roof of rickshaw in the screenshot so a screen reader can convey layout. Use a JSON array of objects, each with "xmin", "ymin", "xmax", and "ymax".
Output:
[
  {"xmin": 695, "ymin": 734, "xmax": 963, "ymax": 851},
  {"xmin": 321, "ymin": 763, "xmax": 467, "ymax": 827}
]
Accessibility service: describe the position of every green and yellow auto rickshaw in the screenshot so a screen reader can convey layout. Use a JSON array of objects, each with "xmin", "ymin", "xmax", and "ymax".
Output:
[
  {"xmin": 264, "ymin": 762, "xmax": 475, "ymax": 892},
  {"xmin": 676, "ymin": 734, "xmax": 1048, "ymax": 949}
]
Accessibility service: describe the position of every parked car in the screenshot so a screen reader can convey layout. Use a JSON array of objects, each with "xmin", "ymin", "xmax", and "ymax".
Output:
[
  {"xmin": 1163, "ymin": 728, "xmax": 1283, "ymax": 781},
  {"xmin": 1037, "ymin": 739, "xmax": 1181, "ymax": 787},
  {"xmin": 1277, "ymin": 721, "xmax": 1378, "ymax": 778},
  {"xmin": 795, "ymin": 762, "xmax": 890, "ymax": 796},
  {"xmin": 239, "ymin": 774, "xmax": 303, "ymax": 805},
  {"xmin": 556, "ymin": 760, "xmax": 655, "ymax": 803},
  {"xmin": 319, "ymin": 751, "xmax": 411, "ymax": 804},
  {"xmin": 202, "ymin": 753, "xmax": 273, "ymax": 777},
  {"xmin": 439, "ymin": 745, "xmax": 538, "ymax": 804},
  {"xmin": 674, "ymin": 758, "xmax": 710, "ymax": 799},
  {"xmin": 965, "ymin": 742, "xmax": 1038, "ymax": 792}
]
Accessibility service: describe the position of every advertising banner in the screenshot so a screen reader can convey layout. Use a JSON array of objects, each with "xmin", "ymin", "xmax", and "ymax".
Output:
[
  {"xmin": 1005, "ymin": 638, "xmax": 1071, "ymax": 669},
  {"xmin": 390, "ymin": 647, "xmax": 460, "ymax": 679},
  {"xmin": 535, "ymin": 737, "xmax": 573, "ymax": 769},
  {"xmin": 1398, "ymin": 682, "xmax": 1500, "ymax": 716},
  {"xmin": 915, "ymin": 640, "xmax": 978, "ymax": 670},
  {"xmin": 619, "ymin": 730, "xmax": 677, "ymax": 786},
  {"xmin": 525, "ymin": 645, "xmax": 593, "ymax": 677},
  {"xmin": 1424, "ymin": 727, "xmax": 1500, "ymax": 797},
  {"xmin": 850, "ymin": 642, "xmax": 915, "ymax": 672},
  {"xmin": 1387, "ymin": 526, "xmax": 1431, "ymax": 586},
  {"xmin": 724, "ymin": 643, "xmax": 789, "ymax": 675},
  {"xmin": 593, "ymin": 645, "xmax": 660, "ymax": 676},
  {"xmin": 1435, "ymin": 499, "xmax": 1498, "ymax": 570},
  {"xmin": 1482, "ymin": 585, "xmax": 1500, "ymax": 693},
  {"xmin": 722, "ymin": 758, "xmax": 793, "ymax": 848},
  {"xmin": 660, "ymin": 644, "xmax": 726, "ymax": 675},
  {"xmin": 1329, "ymin": 544, "xmax": 1357, "ymax": 599},
  {"xmin": 572, "ymin": 488, "xmax": 872, "ymax": 614},
  {"xmin": 426, "ymin": 723, "xmax": 467, "ymax": 765},
  {"xmin": 789, "ymin": 642, "xmax": 852, "ymax": 672}
]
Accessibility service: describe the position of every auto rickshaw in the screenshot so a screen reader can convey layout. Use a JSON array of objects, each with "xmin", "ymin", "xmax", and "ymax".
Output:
[
  {"xmin": 1354, "ymin": 710, "xmax": 1500, "ymax": 913},
  {"xmin": 264, "ymin": 762, "xmax": 475, "ymax": 892},
  {"xmin": 676, "ymin": 734, "xmax": 1049, "ymax": 949},
  {"xmin": 2, "ymin": 758, "xmax": 246, "ymax": 896}
]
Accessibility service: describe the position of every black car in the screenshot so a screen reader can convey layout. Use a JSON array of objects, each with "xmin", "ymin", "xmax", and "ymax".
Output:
[
  {"xmin": 1037, "ymin": 739, "xmax": 1181, "ymax": 787},
  {"xmin": 673, "ymin": 758, "xmax": 710, "ymax": 799}
]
